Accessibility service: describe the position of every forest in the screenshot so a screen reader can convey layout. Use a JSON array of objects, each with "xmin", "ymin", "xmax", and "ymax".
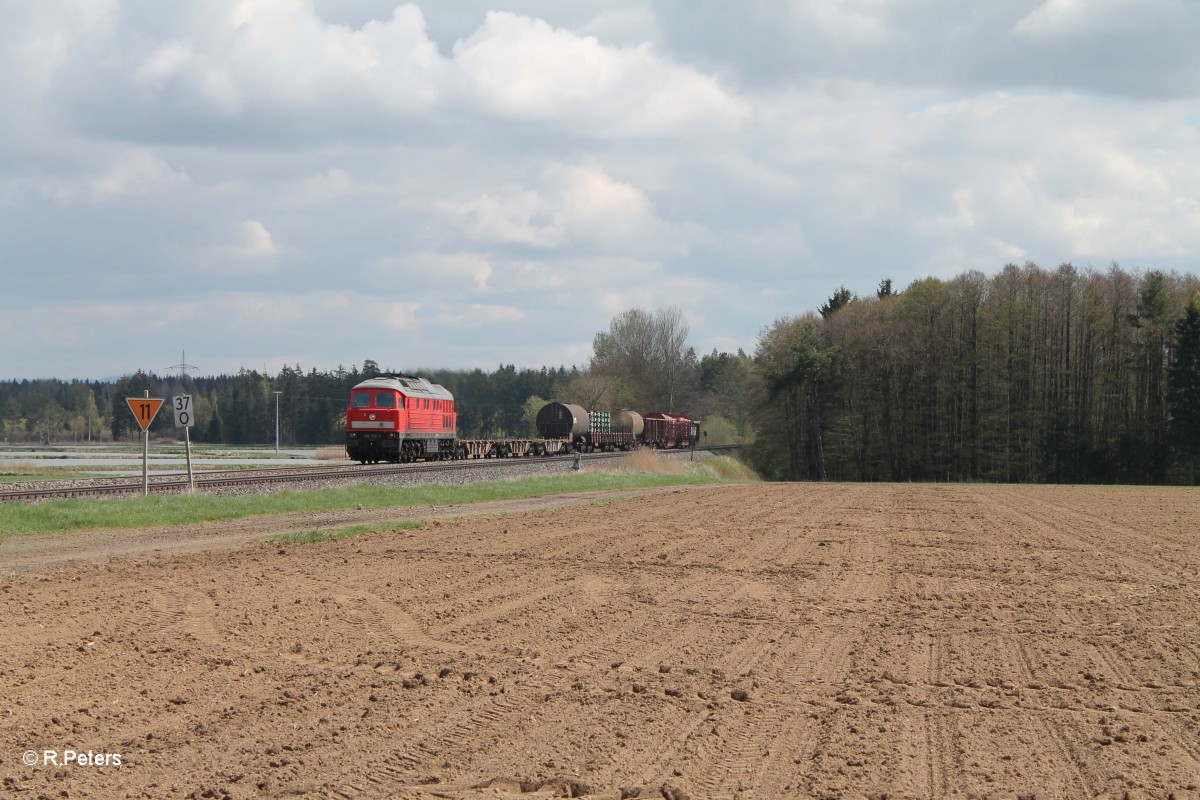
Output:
[
  {"xmin": 0, "ymin": 363, "xmax": 581, "ymax": 450},
  {"xmin": 2, "ymin": 262, "xmax": 1198, "ymax": 485}
]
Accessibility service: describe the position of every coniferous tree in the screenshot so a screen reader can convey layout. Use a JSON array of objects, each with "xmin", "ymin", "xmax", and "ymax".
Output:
[{"xmin": 1169, "ymin": 293, "xmax": 1200, "ymax": 484}]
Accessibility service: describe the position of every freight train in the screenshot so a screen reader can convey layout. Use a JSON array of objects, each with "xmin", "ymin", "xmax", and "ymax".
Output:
[{"xmin": 345, "ymin": 376, "xmax": 699, "ymax": 464}]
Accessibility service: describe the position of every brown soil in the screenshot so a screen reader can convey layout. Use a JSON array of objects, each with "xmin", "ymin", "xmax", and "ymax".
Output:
[{"xmin": 1, "ymin": 483, "xmax": 1198, "ymax": 799}]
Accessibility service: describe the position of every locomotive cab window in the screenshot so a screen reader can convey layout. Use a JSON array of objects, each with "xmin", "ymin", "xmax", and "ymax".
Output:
[
  {"xmin": 375, "ymin": 393, "xmax": 395, "ymax": 408},
  {"xmin": 352, "ymin": 393, "xmax": 371, "ymax": 408}
]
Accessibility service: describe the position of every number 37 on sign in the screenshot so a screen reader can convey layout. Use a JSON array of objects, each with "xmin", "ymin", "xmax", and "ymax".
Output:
[{"xmin": 172, "ymin": 395, "xmax": 194, "ymax": 428}]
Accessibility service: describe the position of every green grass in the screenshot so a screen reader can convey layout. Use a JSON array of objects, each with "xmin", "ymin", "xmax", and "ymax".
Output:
[
  {"xmin": 0, "ymin": 459, "xmax": 112, "ymax": 482},
  {"xmin": 0, "ymin": 462, "xmax": 750, "ymax": 540},
  {"xmin": 272, "ymin": 520, "xmax": 422, "ymax": 545},
  {"xmin": 0, "ymin": 470, "xmax": 109, "ymax": 483}
]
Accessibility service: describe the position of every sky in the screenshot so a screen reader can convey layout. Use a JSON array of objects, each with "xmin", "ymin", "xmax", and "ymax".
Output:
[{"xmin": 2, "ymin": 0, "xmax": 1199, "ymax": 380}]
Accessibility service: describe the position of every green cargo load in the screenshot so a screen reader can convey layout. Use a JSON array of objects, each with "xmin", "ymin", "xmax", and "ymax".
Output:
[{"xmin": 589, "ymin": 409, "xmax": 611, "ymax": 434}]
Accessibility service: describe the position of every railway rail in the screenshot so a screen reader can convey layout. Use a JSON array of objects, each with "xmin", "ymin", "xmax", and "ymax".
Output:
[{"xmin": 0, "ymin": 445, "xmax": 740, "ymax": 504}]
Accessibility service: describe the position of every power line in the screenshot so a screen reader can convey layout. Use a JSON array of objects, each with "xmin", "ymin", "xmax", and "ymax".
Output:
[{"xmin": 165, "ymin": 350, "xmax": 198, "ymax": 379}]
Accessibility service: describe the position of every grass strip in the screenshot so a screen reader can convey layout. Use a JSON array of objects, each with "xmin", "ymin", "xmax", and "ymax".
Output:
[
  {"xmin": 272, "ymin": 520, "xmax": 422, "ymax": 545},
  {"xmin": 0, "ymin": 467, "xmax": 725, "ymax": 539},
  {"xmin": 1, "ymin": 471, "xmax": 109, "ymax": 483}
]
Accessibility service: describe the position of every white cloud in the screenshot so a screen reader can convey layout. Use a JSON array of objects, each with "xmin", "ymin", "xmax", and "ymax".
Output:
[
  {"xmin": 453, "ymin": 187, "xmax": 559, "ymax": 247},
  {"xmin": 452, "ymin": 11, "xmax": 746, "ymax": 137},
  {"xmin": 289, "ymin": 168, "xmax": 355, "ymax": 204},
  {"xmin": 1, "ymin": 149, "xmax": 190, "ymax": 205},
  {"xmin": 369, "ymin": 252, "xmax": 493, "ymax": 292},
  {"xmin": 235, "ymin": 219, "xmax": 279, "ymax": 258},
  {"xmin": 654, "ymin": 0, "xmax": 1200, "ymax": 99},
  {"xmin": 522, "ymin": 256, "xmax": 666, "ymax": 306},
  {"xmin": 914, "ymin": 94, "xmax": 1200, "ymax": 262},
  {"xmin": 576, "ymin": 7, "xmax": 659, "ymax": 45},
  {"xmin": 90, "ymin": 151, "xmax": 191, "ymax": 201},
  {"xmin": 805, "ymin": 0, "xmax": 891, "ymax": 46},
  {"xmin": 18, "ymin": 2, "xmax": 747, "ymax": 147},
  {"xmin": 37, "ymin": 1, "xmax": 450, "ymax": 142},
  {"xmin": 1011, "ymin": 0, "xmax": 1183, "ymax": 42},
  {"xmin": 1013, "ymin": 0, "xmax": 1090, "ymax": 38},
  {"xmin": 434, "ymin": 304, "xmax": 526, "ymax": 327},
  {"xmin": 378, "ymin": 301, "xmax": 422, "ymax": 331},
  {"xmin": 170, "ymin": 219, "xmax": 283, "ymax": 271},
  {"xmin": 496, "ymin": 259, "xmax": 578, "ymax": 296},
  {"xmin": 219, "ymin": 2, "xmax": 445, "ymax": 109},
  {"xmin": 133, "ymin": 41, "xmax": 195, "ymax": 90},
  {"xmin": 451, "ymin": 163, "xmax": 671, "ymax": 253},
  {"xmin": 553, "ymin": 164, "xmax": 658, "ymax": 242}
]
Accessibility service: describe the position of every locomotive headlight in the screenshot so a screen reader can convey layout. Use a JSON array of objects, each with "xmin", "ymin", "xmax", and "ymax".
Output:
[{"xmin": 369, "ymin": 413, "xmax": 376, "ymax": 421}]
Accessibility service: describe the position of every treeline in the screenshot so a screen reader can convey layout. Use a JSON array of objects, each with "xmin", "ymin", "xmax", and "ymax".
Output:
[
  {"xmin": 0, "ymin": 379, "xmax": 110, "ymax": 444},
  {"xmin": 0, "ymin": 362, "xmax": 583, "ymax": 447},
  {"xmin": 753, "ymin": 263, "xmax": 1200, "ymax": 484}
]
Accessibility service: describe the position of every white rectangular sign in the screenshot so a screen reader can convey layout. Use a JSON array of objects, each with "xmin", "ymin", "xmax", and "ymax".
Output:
[{"xmin": 172, "ymin": 395, "xmax": 195, "ymax": 429}]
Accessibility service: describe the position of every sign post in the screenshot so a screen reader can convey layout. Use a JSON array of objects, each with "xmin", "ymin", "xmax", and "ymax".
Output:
[
  {"xmin": 172, "ymin": 395, "xmax": 195, "ymax": 490},
  {"xmin": 126, "ymin": 393, "xmax": 164, "ymax": 496}
]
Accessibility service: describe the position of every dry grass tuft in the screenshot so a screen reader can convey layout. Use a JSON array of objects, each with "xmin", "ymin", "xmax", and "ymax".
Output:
[
  {"xmin": 315, "ymin": 446, "xmax": 350, "ymax": 461},
  {"xmin": 606, "ymin": 448, "xmax": 687, "ymax": 475},
  {"xmin": 700, "ymin": 456, "xmax": 761, "ymax": 482},
  {"xmin": 0, "ymin": 460, "xmax": 43, "ymax": 475}
]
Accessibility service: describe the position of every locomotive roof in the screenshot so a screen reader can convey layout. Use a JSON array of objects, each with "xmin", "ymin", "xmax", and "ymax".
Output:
[{"xmin": 351, "ymin": 376, "xmax": 454, "ymax": 401}]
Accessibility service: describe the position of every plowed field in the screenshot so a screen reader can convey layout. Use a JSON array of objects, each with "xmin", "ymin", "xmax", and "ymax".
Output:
[{"xmin": 2, "ymin": 483, "xmax": 1198, "ymax": 799}]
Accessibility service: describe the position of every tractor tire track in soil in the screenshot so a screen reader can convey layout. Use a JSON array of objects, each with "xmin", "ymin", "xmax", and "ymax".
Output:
[{"xmin": 2, "ymin": 482, "xmax": 1199, "ymax": 799}]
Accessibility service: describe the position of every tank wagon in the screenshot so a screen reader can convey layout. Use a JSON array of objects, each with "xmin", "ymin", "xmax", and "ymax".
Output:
[
  {"xmin": 535, "ymin": 401, "xmax": 589, "ymax": 442},
  {"xmin": 345, "ymin": 378, "xmax": 700, "ymax": 463}
]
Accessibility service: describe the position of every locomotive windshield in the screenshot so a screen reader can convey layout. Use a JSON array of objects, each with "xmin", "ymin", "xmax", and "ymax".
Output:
[
  {"xmin": 352, "ymin": 393, "xmax": 371, "ymax": 408},
  {"xmin": 375, "ymin": 393, "xmax": 395, "ymax": 408}
]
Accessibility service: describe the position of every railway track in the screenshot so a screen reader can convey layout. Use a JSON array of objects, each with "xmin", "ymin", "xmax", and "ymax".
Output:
[{"xmin": 0, "ymin": 446, "xmax": 740, "ymax": 504}]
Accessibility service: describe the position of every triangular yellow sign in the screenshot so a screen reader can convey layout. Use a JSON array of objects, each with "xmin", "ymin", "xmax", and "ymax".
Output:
[{"xmin": 126, "ymin": 397, "xmax": 165, "ymax": 432}]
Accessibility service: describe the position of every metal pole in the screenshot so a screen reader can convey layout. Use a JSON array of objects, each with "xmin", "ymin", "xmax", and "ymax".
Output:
[
  {"xmin": 142, "ymin": 390, "xmax": 149, "ymax": 497},
  {"xmin": 184, "ymin": 425, "xmax": 194, "ymax": 490},
  {"xmin": 274, "ymin": 391, "xmax": 282, "ymax": 455}
]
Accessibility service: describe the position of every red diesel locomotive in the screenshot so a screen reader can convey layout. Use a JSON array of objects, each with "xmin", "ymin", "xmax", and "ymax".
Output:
[{"xmin": 345, "ymin": 376, "xmax": 457, "ymax": 463}]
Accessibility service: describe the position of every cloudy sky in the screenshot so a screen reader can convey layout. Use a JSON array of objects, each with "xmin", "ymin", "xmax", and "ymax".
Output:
[{"xmin": 2, "ymin": 0, "xmax": 1198, "ymax": 380}]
